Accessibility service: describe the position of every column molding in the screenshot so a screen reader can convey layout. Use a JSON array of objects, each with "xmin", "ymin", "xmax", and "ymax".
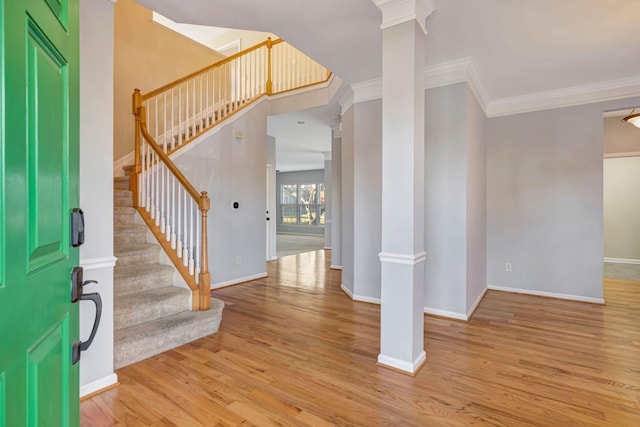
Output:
[{"xmin": 372, "ymin": 0, "xmax": 436, "ymax": 35}]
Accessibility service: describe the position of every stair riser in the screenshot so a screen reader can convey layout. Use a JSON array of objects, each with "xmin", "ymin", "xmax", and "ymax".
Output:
[
  {"xmin": 114, "ymin": 213, "xmax": 137, "ymax": 226},
  {"xmin": 114, "ymin": 300, "xmax": 223, "ymax": 369},
  {"xmin": 115, "ymin": 232, "xmax": 147, "ymax": 247},
  {"xmin": 116, "ymin": 249, "xmax": 159, "ymax": 267},
  {"xmin": 114, "ymin": 195, "xmax": 133, "ymax": 207},
  {"xmin": 114, "ymin": 179, "xmax": 130, "ymax": 191},
  {"xmin": 114, "ymin": 271, "xmax": 174, "ymax": 297},
  {"xmin": 114, "ymin": 291, "xmax": 190, "ymax": 330}
]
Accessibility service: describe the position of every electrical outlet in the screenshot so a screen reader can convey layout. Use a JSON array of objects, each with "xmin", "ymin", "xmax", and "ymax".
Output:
[
  {"xmin": 505, "ymin": 263, "xmax": 512, "ymax": 272},
  {"xmin": 236, "ymin": 256, "xmax": 241, "ymax": 265}
]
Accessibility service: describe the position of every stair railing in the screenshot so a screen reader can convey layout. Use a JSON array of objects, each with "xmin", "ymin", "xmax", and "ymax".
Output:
[
  {"xmin": 139, "ymin": 37, "xmax": 331, "ymax": 156},
  {"xmin": 132, "ymin": 90, "xmax": 211, "ymax": 311},
  {"xmin": 130, "ymin": 38, "xmax": 331, "ymax": 311}
]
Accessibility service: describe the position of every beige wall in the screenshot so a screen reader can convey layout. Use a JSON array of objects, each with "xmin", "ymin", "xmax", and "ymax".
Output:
[
  {"xmin": 604, "ymin": 116, "xmax": 640, "ymax": 156},
  {"xmin": 114, "ymin": 0, "xmax": 225, "ymax": 161}
]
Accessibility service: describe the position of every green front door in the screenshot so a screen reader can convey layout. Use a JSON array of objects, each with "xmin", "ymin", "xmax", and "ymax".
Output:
[{"xmin": 0, "ymin": 0, "xmax": 80, "ymax": 425}]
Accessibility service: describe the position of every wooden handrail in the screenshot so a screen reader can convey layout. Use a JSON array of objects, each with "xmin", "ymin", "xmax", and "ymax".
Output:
[
  {"xmin": 137, "ymin": 106, "xmax": 202, "ymax": 203},
  {"xmin": 142, "ymin": 38, "xmax": 284, "ymax": 101}
]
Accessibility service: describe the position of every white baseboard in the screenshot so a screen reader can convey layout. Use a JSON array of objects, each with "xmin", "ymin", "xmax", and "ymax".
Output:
[
  {"xmin": 423, "ymin": 306, "xmax": 467, "ymax": 321},
  {"xmin": 113, "ymin": 151, "xmax": 134, "ymax": 177},
  {"xmin": 353, "ymin": 294, "xmax": 381, "ymax": 305},
  {"xmin": 211, "ymin": 272, "xmax": 268, "ymax": 289},
  {"xmin": 330, "ymin": 265, "xmax": 342, "ymax": 270},
  {"xmin": 466, "ymin": 287, "xmax": 488, "ymax": 319},
  {"xmin": 340, "ymin": 283, "xmax": 354, "ymax": 299},
  {"xmin": 377, "ymin": 351, "xmax": 426, "ymax": 374},
  {"xmin": 604, "ymin": 257, "xmax": 640, "ymax": 265},
  {"xmin": 488, "ymin": 285, "xmax": 605, "ymax": 304},
  {"xmin": 80, "ymin": 373, "xmax": 118, "ymax": 398}
]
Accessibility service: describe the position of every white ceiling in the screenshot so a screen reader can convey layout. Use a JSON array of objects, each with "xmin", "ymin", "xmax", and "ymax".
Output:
[
  {"xmin": 267, "ymin": 105, "xmax": 337, "ymax": 172},
  {"xmin": 136, "ymin": 0, "xmax": 640, "ymax": 169}
]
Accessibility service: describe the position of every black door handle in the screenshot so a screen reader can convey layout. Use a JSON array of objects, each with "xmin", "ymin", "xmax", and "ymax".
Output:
[{"xmin": 70, "ymin": 266, "xmax": 103, "ymax": 365}]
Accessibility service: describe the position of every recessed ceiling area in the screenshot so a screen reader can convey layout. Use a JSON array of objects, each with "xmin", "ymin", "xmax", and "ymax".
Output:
[{"xmin": 267, "ymin": 105, "xmax": 338, "ymax": 172}]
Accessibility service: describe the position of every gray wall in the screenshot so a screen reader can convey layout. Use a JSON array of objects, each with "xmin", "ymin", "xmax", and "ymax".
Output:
[
  {"xmin": 353, "ymin": 100, "xmax": 382, "ymax": 300},
  {"xmin": 276, "ymin": 169, "xmax": 325, "ymax": 235},
  {"xmin": 465, "ymin": 86, "xmax": 487, "ymax": 312},
  {"xmin": 324, "ymin": 156, "xmax": 332, "ymax": 248},
  {"xmin": 79, "ymin": 0, "xmax": 116, "ymax": 395},
  {"xmin": 175, "ymin": 102, "xmax": 268, "ymax": 287},
  {"xmin": 341, "ymin": 107, "xmax": 355, "ymax": 293},
  {"xmin": 331, "ymin": 135, "xmax": 342, "ymax": 268},
  {"xmin": 486, "ymin": 96, "xmax": 640, "ymax": 300},
  {"xmin": 604, "ymin": 156, "xmax": 640, "ymax": 260},
  {"xmin": 424, "ymin": 84, "xmax": 468, "ymax": 315}
]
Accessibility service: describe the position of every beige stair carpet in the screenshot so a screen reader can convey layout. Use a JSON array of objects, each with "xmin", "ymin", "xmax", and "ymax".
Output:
[{"xmin": 113, "ymin": 175, "xmax": 223, "ymax": 369}]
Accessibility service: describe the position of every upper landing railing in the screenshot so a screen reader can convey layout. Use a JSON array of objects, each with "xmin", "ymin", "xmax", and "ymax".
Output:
[
  {"xmin": 138, "ymin": 37, "xmax": 331, "ymax": 156},
  {"xmin": 131, "ymin": 38, "xmax": 331, "ymax": 310}
]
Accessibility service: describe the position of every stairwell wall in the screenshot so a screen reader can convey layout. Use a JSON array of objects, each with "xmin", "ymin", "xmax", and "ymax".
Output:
[
  {"xmin": 114, "ymin": 0, "xmax": 225, "ymax": 161},
  {"xmin": 174, "ymin": 102, "xmax": 269, "ymax": 288}
]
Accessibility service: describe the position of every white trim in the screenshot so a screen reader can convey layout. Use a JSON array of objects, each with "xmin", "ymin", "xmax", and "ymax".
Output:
[
  {"xmin": 215, "ymin": 39, "xmax": 241, "ymax": 56},
  {"xmin": 330, "ymin": 265, "xmax": 343, "ymax": 270},
  {"xmin": 352, "ymin": 79, "xmax": 382, "ymax": 104},
  {"xmin": 377, "ymin": 351, "xmax": 426, "ymax": 374},
  {"xmin": 603, "ymin": 109, "xmax": 632, "ymax": 118},
  {"xmin": 604, "ymin": 257, "xmax": 640, "ymax": 265},
  {"xmin": 603, "ymin": 152, "xmax": 640, "ymax": 159},
  {"xmin": 487, "ymin": 75, "xmax": 640, "ymax": 118},
  {"xmin": 354, "ymin": 294, "xmax": 381, "ymax": 305},
  {"xmin": 466, "ymin": 60, "xmax": 491, "ymax": 114},
  {"xmin": 80, "ymin": 256, "xmax": 117, "ymax": 271},
  {"xmin": 423, "ymin": 306, "xmax": 467, "ymax": 321},
  {"xmin": 466, "ymin": 287, "xmax": 487, "ymax": 319},
  {"xmin": 113, "ymin": 151, "xmax": 134, "ymax": 177},
  {"xmin": 211, "ymin": 272, "xmax": 268, "ymax": 289},
  {"xmin": 424, "ymin": 58, "xmax": 468, "ymax": 89},
  {"xmin": 487, "ymin": 285, "xmax": 605, "ymax": 305},
  {"xmin": 80, "ymin": 373, "xmax": 118, "ymax": 398},
  {"xmin": 339, "ymin": 88, "xmax": 354, "ymax": 115},
  {"xmin": 373, "ymin": 0, "xmax": 436, "ymax": 35},
  {"xmin": 340, "ymin": 283, "xmax": 354, "ymax": 298},
  {"xmin": 379, "ymin": 251, "xmax": 427, "ymax": 265}
]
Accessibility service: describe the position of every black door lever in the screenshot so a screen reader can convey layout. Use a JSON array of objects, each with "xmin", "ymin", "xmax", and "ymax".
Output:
[{"xmin": 70, "ymin": 266, "xmax": 102, "ymax": 365}]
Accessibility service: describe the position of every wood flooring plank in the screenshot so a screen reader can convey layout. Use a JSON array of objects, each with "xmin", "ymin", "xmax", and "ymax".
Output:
[{"xmin": 81, "ymin": 252, "xmax": 640, "ymax": 426}]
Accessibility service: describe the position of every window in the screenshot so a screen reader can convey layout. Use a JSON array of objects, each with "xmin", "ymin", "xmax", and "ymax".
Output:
[{"xmin": 280, "ymin": 182, "xmax": 325, "ymax": 226}]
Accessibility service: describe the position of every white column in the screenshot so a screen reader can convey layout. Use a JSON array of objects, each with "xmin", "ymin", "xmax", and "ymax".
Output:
[
  {"xmin": 330, "ymin": 130, "xmax": 342, "ymax": 269},
  {"xmin": 373, "ymin": 0, "xmax": 435, "ymax": 374}
]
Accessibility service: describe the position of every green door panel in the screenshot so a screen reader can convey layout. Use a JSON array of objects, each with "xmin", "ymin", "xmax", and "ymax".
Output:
[{"xmin": 0, "ymin": 0, "xmax": 79, "ymax": 425}]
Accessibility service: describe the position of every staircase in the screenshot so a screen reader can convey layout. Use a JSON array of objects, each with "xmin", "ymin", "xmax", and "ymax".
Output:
[{"xmin": 113, "ymin": 175, "xmax": 223, "ymax": 369}]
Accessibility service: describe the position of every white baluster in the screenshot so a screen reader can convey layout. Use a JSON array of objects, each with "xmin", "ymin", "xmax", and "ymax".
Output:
[
  {"xmin": 192, "ymin": 77, "xmax": 196, "ymax": 138},
  {"xmin": 196, "ymin": 200, "xmax": 201, "ymax": 282},
  {"xmin": 160, "ymin": 163, "xmax": 165, "ymax": 233},
  {"xmin": 176, "ymin": 185, "xmax": 182, "ymax": 257},
  {"xmin": 178, "ymin": 85, "xmax": 182, "ymax": 146},
  {"xmin": 183, "ymin": 189, "xmax": 188, "ymax": 266},
  {"xmin": 189, "ymin": 197, "xmax": 194, "ymax": 275},
  {"xmin": 171, "ymin": 175, "xmax": 176, "ymax": 249}
]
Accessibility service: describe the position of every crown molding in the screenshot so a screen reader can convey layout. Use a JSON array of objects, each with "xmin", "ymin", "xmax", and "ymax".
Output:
[
  {"xmin": 372, "ymin": 0, "xmax": 436, "ymax": 35},
  {"xmin": 352, "ymin": 78, "xmax": 382, "ymax": 104},
  {"xmin": 486, "ymin": 75, "xmax": 640, "ymax": 118}
]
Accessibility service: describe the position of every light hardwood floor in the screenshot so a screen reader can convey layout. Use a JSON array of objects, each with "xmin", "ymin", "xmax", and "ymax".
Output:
[{"xmin": 81, "ymin": 250, "xmax": 640, "ymax": 426}]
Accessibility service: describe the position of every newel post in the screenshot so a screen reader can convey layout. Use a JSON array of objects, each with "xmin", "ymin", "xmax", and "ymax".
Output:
[
  {"xmin": 131, "ymin": 89, "xmax": 142, "ymax": 207},
  {"xmin": 266, "ymin": 37, "xmax": 273, "ymax": 95},
  {"xmin": 198, "ymin": 191, "xmax": 211, "ymax": 311}
]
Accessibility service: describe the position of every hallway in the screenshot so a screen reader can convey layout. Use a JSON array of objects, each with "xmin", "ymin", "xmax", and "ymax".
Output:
[{"xmin": 81, "ymin": 250, "xmax": 640, "ymax": 426}]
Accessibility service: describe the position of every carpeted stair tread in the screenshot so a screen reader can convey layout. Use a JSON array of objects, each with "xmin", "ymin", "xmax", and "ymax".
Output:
[
  {"xmin": 114, "ymin": 244, "xmax": 159, "ymax": 267},
  {"xmin": 114, "ymin": 206, "xmax": 138, "ymax": 225},
  {"xmin": 114, "ymin": 264, "xmax": 175, "ymax": 296},
  {"xmin": 114, "ymin": 298, "xmax": 224, "ymax": 369},
  {"xmin": 114, "ymin": 190, "xmax": 133, "ymax": 207},
  {"xmin": 114, "ymin": 286, "xmax": 190, "ymax": 330},
  {"xmin": 114, "ymin": 176, "xmax": 130, "ymax": 191}
]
